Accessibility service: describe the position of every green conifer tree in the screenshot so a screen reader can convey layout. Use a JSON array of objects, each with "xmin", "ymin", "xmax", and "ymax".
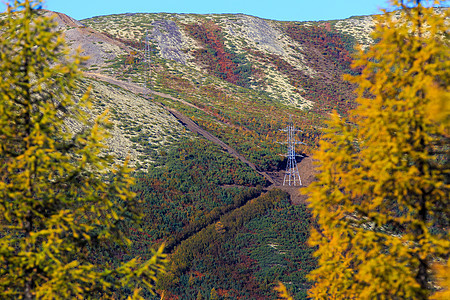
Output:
[
  {"xmin": 0, "ymin": 1, "xmax": 166, "ymax": 299},
  {"xmin": 306, "ymin": 0, "xmax": 449, "ymax": 299}
]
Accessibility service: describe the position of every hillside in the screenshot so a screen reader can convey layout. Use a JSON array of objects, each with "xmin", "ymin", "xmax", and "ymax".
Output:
[
  {"xmin": 47, "ymin": 11, "xmax": 380, "ymax": 174},
  {"xmin": 80, "ymin": 12, "xmax": 371, "ymax": 112},
  {"xmin": 44, "ymin": 10, "xmax": 379, "ymax": 299},
  {"xmin": 2, "ymin": 2, "xmax": 448, "ymax": 298}
]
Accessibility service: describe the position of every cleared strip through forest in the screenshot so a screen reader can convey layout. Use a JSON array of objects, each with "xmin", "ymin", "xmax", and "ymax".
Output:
[
  {"xmin": 164, "ymin": 187, "xmax": 264, "ymax": 253},
  {"xmin": 82, "ymin": 72, "xmax": 284, "ymax": 254},
  {"xmin": 83, "ymin": 72, "xmax": 276, "ymax": 185},
  {"xmin": 82, "ymin": 72, "xmax": 315, "ymax": 255}
]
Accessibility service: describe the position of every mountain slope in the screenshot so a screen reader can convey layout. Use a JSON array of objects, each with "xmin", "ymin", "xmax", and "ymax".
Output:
[
  {"xmin": 3, "ymin": 7, "xmax": 446, "ymax": 299},
  {"xmin": 80, "ymin": 12, "xmax": 372, "ymax": 111},
  {"xmin": 50, "ymin": 11, "xmax": 374, "ymax": 176},
  {"xmin": 2, "ymin": 10, "xmax": 373, "ymax": 298}
]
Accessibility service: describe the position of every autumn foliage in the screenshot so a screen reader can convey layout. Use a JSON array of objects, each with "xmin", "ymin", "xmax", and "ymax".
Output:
[
  {"xmin": 186, "ymin": 21, "xmax": 253, "ymax": 87},
  {"xmin": 306, "ymin": 1, "xmax": 449, "ymax": 298},
  {"xmin": 0, "ymin": 1, "xmax": 166, "ymax": 298}
]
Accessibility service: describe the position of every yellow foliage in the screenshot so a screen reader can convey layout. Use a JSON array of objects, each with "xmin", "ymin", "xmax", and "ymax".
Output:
[
  {"xmin": 210, "ymin": 287, "xmax": 219, "ymax": 300},
  {"xmin": 305, "ymin": 1, "xmax": 449, "ymax": 299},
  {"xmin": 431, "ymin": 259, "xmax": 450, "ymax": 300},
  {"xmin": 275, "ymin": 282, "xmax": 294, "ymax": 300},
  {"xmin": 215, "ymin": 221, "xmax": 226, "ymax": 234},
  {"xmin": 0, "ymin": 1, "xmax": 166, "ymax": 298}
]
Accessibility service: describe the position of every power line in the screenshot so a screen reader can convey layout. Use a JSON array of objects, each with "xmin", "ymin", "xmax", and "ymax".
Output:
[
  {"xmin": 280, "ymin": 115, "xmax": 305, "ymax": 186},
  {"xmin": 144, "ymin": 29, "xmax": 151, "ymax": 97}
]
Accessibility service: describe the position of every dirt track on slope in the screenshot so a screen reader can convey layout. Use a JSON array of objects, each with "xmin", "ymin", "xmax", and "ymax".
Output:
[
  {"xmin": 83, "ymin": 73, "xmax": 319, "ymax": 202},
  {"xmin": 84, "ymin": 72, "xmax": 205, "ymax": 111},
  {"xmin": 267, "ymin": 156, "xmax": 316, "ymax": 204},
  {"xmin": 166, "ymin": 108, "xmax": 276, "ymax": 184},
  {"xmin": 83, "ymin": 72, "xmax": 276, "ymax": 184},
  {"xmin": 82, "ymin": 72, "xmax": 320, "ymax": 195}
]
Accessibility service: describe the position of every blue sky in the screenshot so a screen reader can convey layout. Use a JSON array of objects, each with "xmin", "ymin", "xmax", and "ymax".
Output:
[{"xmin": 1, "ymin": 0, "xmax": 393, "ymax": 21}]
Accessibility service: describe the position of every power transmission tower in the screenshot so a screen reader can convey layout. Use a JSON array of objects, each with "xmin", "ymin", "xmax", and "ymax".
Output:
[
  {"xmin": 144, "ymin": 29, "xmax": 152, "ymax": 98},
  {"xmin": 280, "ymin": 116, "xmax": 305, "ymax": 186}
]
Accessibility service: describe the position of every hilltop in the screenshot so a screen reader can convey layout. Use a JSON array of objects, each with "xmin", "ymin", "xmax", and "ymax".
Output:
[
  {"xmin": 79, "ymin": 12, "xmax": 373, "ymax": 110},
  {"xmin": 43, "ymin": 10, "xmax": 382, "ymax": 174}
]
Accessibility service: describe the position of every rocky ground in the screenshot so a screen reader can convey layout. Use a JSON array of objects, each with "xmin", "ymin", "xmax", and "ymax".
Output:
[{"xmin": 48, "ymin": 10, "xmax": 130, "ymax": 68}]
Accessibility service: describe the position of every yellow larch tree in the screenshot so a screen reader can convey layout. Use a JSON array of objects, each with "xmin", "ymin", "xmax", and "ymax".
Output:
[
  {"xmin": 306, "ymin": 0, "xmax": 449, "ymax": 299},
  {"xmin": 0, "ymin": 1, "xmax": 166, "ymax": 299}
]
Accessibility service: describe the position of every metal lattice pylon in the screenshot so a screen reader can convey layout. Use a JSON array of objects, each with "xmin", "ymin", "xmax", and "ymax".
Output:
[
  {"xmin": 144, "ymin": 29, "xmax": 152, "ymax": 97},
  {"xmin": 280, "ymin": 116, "xmax": 305, "ymax": 186}
]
